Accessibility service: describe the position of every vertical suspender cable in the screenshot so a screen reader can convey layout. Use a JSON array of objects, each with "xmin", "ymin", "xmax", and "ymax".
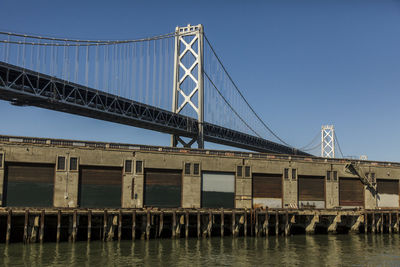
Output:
[
  {"xmin": 95, "ymin": 43, "xmax": 99, "ymax": 89},
  {"xmin": 152, "ymin": 40, "xmax": 157, "ymax": 106},
  {"xmin": 74, "ymin": 45, "xmax": 79, "ymax": 83},
  {"xmin": 22, "ymin": 36, "xmax": 26, "ymax": 68},
  {"xmin": 157, "ymin": 39, "xmax": 163, "ymax": 108},
  {"xmin": 132, "ymin": 43, "xmax": 136, "ymax": 100},
  {"xmin": 138, "ymin": 43, "xmax": 143, "ymax": 102},
  {"xmin": 145, "ymin": 40, "xmax": 150, "ymax": 105},
  {"xmin": 85, "ymin": 45, "xmax": 89, "ymax": 87}
]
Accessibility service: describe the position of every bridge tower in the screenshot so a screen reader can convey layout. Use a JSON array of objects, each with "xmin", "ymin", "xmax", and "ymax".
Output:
[
  {"xmin": 171, "ymin": 24, "xmax": 205, "ymax": 149},
  {"xmin": 321, "ymin": 125, "xmax": 335, "ymax": 158}
]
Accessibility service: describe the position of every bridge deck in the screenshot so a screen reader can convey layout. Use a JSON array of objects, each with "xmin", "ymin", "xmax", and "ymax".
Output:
[{"xmin": 0, "ymin": 61, "xmax": 308, "ymax": 155}]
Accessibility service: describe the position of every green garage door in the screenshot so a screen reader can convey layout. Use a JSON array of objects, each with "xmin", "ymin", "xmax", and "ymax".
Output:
[{"xmin": 5, "ymin": 162, "xmax": 55, "ymax": 207}]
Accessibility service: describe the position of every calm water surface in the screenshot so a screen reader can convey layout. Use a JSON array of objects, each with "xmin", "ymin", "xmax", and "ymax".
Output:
[{"xmin": 1, "ymin": 235, "xmax": 399, "ymax": 266}]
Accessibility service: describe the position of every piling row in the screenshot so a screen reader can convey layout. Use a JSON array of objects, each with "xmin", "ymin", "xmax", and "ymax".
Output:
[{"xmin": 0, "ymin": 208, "xmax": 399, "ymax": 243}]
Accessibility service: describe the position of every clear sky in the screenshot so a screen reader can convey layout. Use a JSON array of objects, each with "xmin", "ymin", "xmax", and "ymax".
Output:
[{"xmin": 0, "ymin": 0, "xmax": 399, "ymax": 162}]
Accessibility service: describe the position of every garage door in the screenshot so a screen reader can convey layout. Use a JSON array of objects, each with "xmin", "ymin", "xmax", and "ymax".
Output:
[
  {"xmin": 144, "ymin": 169, "xmax": 182, "ymax": 208},
  {"xmin": 298, "ymin": 175, "xmax": 325, "ymax": 208},
  {"xmin": 5, "ymin": 162, "xmax": 54, "ymax": 207},
  {"xmin": 79, "ymin": 166, "xmax": 122, "ymax": 208},
  {"xmin": 377, "ymin": 179, "xmax": 399, "ymax": 208},
  {"xmin": 252, "ymin": 173, "xmax": 282, "ymax": 208},
  {"xmin": 339, "ymin": 178, "xmax": 364, "ymax": 207},
  {"xmin": 202, "ymin": 172, "xmax": 235, "ymax": 208}
]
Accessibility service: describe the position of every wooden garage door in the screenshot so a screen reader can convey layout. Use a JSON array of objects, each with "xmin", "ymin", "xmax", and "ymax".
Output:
[
  {"xmin": 5, "ymin": 162, "xmax": 54, "ymax": 207},
  {"xmin": 253, "ymin": 173, "xmax": 282, "ymax": 208},
  {"xmin": 298, "ymin": 176, "xmax": 325, "ymax": 201},
  {"xmin": 79, "ymin": 166, "xmax": 122, "ymax": 208},
  {"xmin": 253, "ymin": 173, "xmax": 282, "ymax": 198},
  {"xmin": 339, "ymin": 178, "xmax": 364, "ymax": 207},
  {"xmin": 144, "ymin": 169, "xmax": 182, "ymax": 208}
]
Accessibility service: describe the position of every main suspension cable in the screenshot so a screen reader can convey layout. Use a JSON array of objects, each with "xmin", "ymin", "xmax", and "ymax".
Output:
[{"xmin": 204, "ymin": 34, "xmax": 292, "ymax": 147}]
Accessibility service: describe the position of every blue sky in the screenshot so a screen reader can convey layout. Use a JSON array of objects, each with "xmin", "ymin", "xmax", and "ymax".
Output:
[{"xmin": 0, "ymin": 0, "xmax": 399, "ymax": 161}]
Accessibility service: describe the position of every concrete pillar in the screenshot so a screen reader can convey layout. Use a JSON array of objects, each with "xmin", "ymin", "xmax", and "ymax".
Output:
[
  {"xmin": 325, "ymin": 178, "xmax": 339, "ymax": 209},
  {"xmin": 131, "ymin": 159, "xmax": 144, "ymax": 208},
  {"xmin": 122, "ymin": 157, "xmax": 135, "ymax": 208},
  {"xmin": 283, "ymin": 170, "xmax": 297, "ymax": 208},
  {"xmin": 235, "ymin": 165, "xmax": 252, "ymax": 209},
  {"xmin": 54, "ymin": 154, "xmax": 79, "ymax": 208},
  {"xmin": 182, "ymin": 174, "xmax": 201, "ymax": 208},
  {"xmin": 364, "ymin": 185, "xmax": 377, "ymax": 209}
]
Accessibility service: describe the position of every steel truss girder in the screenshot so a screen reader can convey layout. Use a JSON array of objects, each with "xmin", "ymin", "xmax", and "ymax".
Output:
[{"xmin": 0, "ymin": 61, "xmax": 309, "ymax": 156}]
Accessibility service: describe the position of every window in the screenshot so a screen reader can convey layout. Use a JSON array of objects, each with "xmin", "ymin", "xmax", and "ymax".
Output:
[
  {"xmin": 193, "ymin": 163, "xmax": 200, "ymax": 175},
  {"xmin": 0, "ymin": 153, "xmax": 3, "ymax": 168},
  {"xmin": 284, "ymin": 168, "xmax": 289, "ymax": 179},
  {"xmin": 125, "ymin": 160, "xmax": 132, "ymax": 173},
  {"xmin": 237, "ymin": 166, "xmax": 243, "ymax": 177},
  {"xmin": 245, "ymin": 166, "xmax": 251, "ymax": 178},
  {"xmin": 184, "ymin": 163, "xmax": 191, "ymax": 175},
  {"xmin": 292, "ymin": 169, "xmax": 297, "ymax": 180},
  {"xmin": 57, "ymin": 156, "xmax": 65, "ymax": 170},
  {"xmin": 70, "ymin": 157, "xmax": 78, "ymax": 171},
  {"xmin": 135, "ymin": 160, "xmax": 143, "ymax": 174},
  {"xmin": 327, "ymin": 171, "xmax": 332, "ymax": 181},
  {"xmin": 333, "ymin": 171, "xmax": 338, "ymax": 181}
]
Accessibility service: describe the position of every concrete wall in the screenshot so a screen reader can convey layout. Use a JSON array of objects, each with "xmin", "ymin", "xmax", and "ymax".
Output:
[{"xmin": 0, "ymin": 140, "xmax": 400, "ymax": 210}]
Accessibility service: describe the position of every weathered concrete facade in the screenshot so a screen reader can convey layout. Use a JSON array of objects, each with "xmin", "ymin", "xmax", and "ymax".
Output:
[{"xmin": 0, "ymin": 135, "xmax": 399, "ymax": 210}]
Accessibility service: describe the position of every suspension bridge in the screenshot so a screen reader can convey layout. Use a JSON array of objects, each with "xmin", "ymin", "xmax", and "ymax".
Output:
[{"xmin": 0, "ymin": 24, "xmax": 319, "ymax": 156}]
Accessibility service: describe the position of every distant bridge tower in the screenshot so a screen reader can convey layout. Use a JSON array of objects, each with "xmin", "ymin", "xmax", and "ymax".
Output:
[
  {"xmin": 321, "ymin": 125, "xmax": 335, "ymax": 158},
  {"xmin": 171, "ymin": 24, "xmax": 205, "ymax": 149}
]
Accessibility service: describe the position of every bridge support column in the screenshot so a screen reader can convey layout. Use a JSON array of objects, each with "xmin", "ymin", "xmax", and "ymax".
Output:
[{"xmin": 171, "ymin": 24, "xmax": 204, "ymax": 149}]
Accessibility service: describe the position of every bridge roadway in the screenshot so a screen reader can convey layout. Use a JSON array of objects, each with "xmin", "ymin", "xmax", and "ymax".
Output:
[{"xmin": 0, "ymin": 61, "xmax": 309, "ymax": 155}]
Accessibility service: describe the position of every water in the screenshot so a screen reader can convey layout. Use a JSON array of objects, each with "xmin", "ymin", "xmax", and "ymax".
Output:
[{"xmin": 1, "ymin": 235, "xmax": 400, "ymax": 266}]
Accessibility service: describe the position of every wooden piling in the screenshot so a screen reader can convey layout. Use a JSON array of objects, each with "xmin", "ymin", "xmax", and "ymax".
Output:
[
  {"xmin": 103, "ymin": 210, "xmax": 108, "ymax": 241},
  {"xmin": 255, "ymin": 210, "xmax": 259, "ymax": 237},
  {"xmin": 23, "ymin": 210, "xmax": 29, "ymax": 243},
  {"xmin": 118, "ymin": 210, "xmax": 122, "ymax": 241},
  {"xmin": 232, "ymin": 210, "xmax": 236, "ymax": 237},
  {"xmin": 244, "ymin": 210, "xmax": 247, "ymax": 237},
  {"xmin": 264, "ymin": 212, "xmax": 269, "ymax": 237},
  {"xmin": 275, "ymin": 211, "xmax": 279, "ymax": 236},
  {"xmin": 220, "ymin": 210, "xmax": 224, "ymax": 237},
  {"xmin": 185, "ymin": 211, "xmax": 189, "ymax": 238},
  {"xmin": 197, "ymin": 211, "xmax": 200, "ymax": 238},
  {"xmin": 56, "ymin": 210, "xmax": 61, "ymax": 243},
  {"xmin": 285, "ymin": 211, "xmax": 289, "ymax": 236},
  {"xmin": 132, "ymin": 210, "xmax": 136, "ymax": 240},
  {"xmin": 39, "ymin": 210, "xmax": 45, "ymax": 243},
  {"xmin": 6, "ymin": 210, "xmax": 11, "ymax": 244},
  {"xmin": 207, "ymin": 211, "xmax": 212, "ymax": 238},
  {"xmin": 389, "ymin": 213, "xmax": 392, "ymax": 234},
  {"xmin": 72, "ymin": 210, "xmax": 77, "ymax": 242},
  {"xmin": 146, "ymin": 210, "xmax": 151, "ymax": 240},
  {"xmin": 364, "ymin": 212, "xmax": 368, "ymax": 234},
  {"xmin": 88, "ymin": 210, "xmax": 92, "ymax": 241},
  {"xmin": 172, "ymin": 211, "xmax": 176, "ymax": 238},
  {"xmin": 372, "ymin": 212, "xmax": 375, "ymax": 234},
  {"xmin": 250, "ymin": 210, "xmax": 253, "ymax": 236},
  {"xmin": 380, "ymin": 213, "xmax": 384, "ymax": 234},
  {"xmin": 159, "ymin": 211, "xmax": 163, "ymax": 237}
]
